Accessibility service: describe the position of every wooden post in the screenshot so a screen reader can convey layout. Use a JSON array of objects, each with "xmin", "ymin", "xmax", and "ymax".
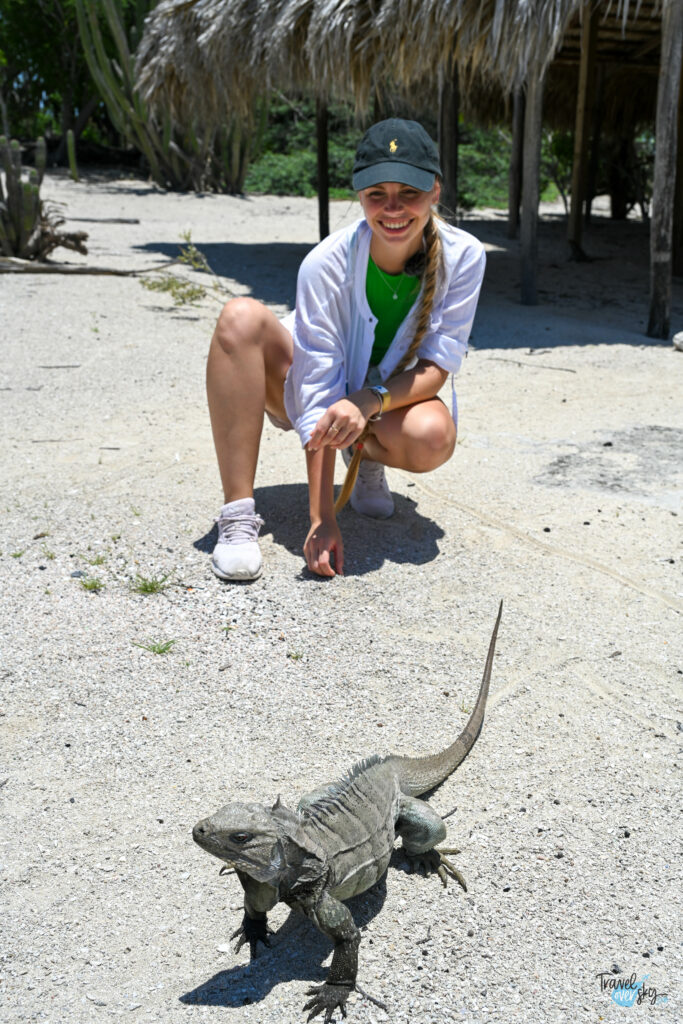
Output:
[
  {"xmin": 673, "ymin": 62, "xmax": 683, "ymax": 277},
  {"xmin": 647, "ymin": 0, "xmax": 683, "ymax": 337},
  {"xmin": 316, "ymin": 96, "xmax": 329, "ymax": 241},
  {"xmin": 568, "ymin": 0, "xmax": 598, "ymax": 258},
  {"xmin": 508, "ymin": 88, "xmax": 524, "ymax": 238},
  {"xmin": 585, "ymin": 63, "xmax": 605, "ymax": 225},
  {"xmin": 520, "ymin": 64, "xmax": 545, "ymax": 305},
  {"xmin": 438, "ymin": 61, "xmax": 459, "ymax": 223}
]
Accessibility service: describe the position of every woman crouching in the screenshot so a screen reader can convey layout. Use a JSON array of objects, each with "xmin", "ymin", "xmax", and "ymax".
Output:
[{"xmin": 206, "ymin": 118, "xmax": 485, "ymax": 580}]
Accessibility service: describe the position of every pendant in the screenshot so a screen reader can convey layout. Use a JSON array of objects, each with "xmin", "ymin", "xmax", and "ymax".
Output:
[{"xmin": 392, "ymin": 293, "xmax": 398, "ymax": 300}]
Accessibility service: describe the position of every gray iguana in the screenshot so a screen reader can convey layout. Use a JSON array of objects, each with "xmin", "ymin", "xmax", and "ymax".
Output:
[{"xmin": 193, "ymin": 602, "xmax": 502, "ymax": 1021}]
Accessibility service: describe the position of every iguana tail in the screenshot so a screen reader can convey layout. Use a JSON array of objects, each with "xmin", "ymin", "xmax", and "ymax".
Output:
[{"xmin": 392, "ymin": 601, "xmax": 502, "ymax": 798}]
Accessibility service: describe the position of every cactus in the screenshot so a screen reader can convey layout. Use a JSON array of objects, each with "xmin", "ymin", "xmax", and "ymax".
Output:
[
  {"xmin": 75, "ymin": 0, "xmax": 256, "ymax": 193},
  {"xmin": 0, "ymin": 136, "xmax": 88, "ymax": 260},
  {"xmin": 67, "ymin": 129, "xmax": 79, "ymax": 182}
]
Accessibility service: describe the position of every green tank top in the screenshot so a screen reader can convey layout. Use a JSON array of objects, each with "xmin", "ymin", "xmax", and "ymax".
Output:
[{"xmin": 366, "ymin": 257, "xmax": 420, "ymax": 366}]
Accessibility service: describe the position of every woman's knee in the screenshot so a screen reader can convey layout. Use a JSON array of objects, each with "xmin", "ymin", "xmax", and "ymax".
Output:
[
  {"xmin": 405, "ymin": 409, "xmax": 456, "ymax": 471},
  {"xmin": 212, "ymin": 297, "xmax": 270, "ymax": 358}
]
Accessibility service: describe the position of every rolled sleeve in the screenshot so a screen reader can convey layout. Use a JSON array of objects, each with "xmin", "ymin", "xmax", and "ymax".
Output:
[{"xmin": 417, "ymin": 239, "xmax": 486, "ymax": 374}]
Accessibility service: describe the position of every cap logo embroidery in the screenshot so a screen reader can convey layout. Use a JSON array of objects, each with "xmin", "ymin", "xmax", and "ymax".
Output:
[{"xmin": 389, "ymin": 138, "xmax": 398, "ymax": 153}]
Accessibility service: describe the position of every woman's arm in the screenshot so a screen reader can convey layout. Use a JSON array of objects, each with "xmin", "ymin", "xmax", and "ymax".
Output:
[
  {"xmin": 303, "ymin": 446, "xmax": 344, "ymax": 577},
  {"xmin": 308, "ymin": 359, "xmax": 447, "ymax": 453}
]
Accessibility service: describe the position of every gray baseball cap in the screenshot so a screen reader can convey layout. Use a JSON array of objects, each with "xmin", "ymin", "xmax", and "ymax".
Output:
[{"xmin": 352, "ymin": 118, "xmax": 442, "ymax": 192}]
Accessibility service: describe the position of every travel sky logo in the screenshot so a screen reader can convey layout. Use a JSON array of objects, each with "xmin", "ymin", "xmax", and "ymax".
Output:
[{"xmin": 596, "ymin": 972, "xmax": 669, "ymax": 1007}]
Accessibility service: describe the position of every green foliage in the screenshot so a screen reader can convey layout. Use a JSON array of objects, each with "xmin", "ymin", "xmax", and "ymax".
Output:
[
  {"xmin": 75, "ymin": 0, "xmax": 256, "ymax": 191},
  {"xmin": 0, "ymin": 0, "xmax": 143, "ymax": 147},
  {"xmin": 246, "ymin": 99, "xmax": 566, "ymax": 210},
  {"xmin": 458, "ymin": 124, "xmax": 512, "ymax": 210},
  {"xmin": 540, "ymin": 129, "xmax": 573, "ymax": 212},
  {"xmin": 245, "ymin": 97, "xmax": 357, "ymax": 198},
  {"xmin": 245, "ymin": 149, "xmax": 318, "ymax": 197}
]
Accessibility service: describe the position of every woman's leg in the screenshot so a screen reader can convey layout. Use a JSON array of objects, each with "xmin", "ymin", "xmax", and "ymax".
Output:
[
  {"xmin": 206, "ymin": 297, "xmax": 292, "ymax": 579},
  {"xmin": 207, "ymin": 297, "xmax": 293, "ymax": 501},
  {"xmin": 339, "ymin": 398, "xmax": 454, "ymax": 519},
  {"xmin": 361, "ymin": 397, "xmax": 456, "ymax": 471}
]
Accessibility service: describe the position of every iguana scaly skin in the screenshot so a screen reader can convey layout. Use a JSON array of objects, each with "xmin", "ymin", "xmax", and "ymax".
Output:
[{"xmin": 193, "ymin": 602, "xmax": 502, "ymax": 1022}]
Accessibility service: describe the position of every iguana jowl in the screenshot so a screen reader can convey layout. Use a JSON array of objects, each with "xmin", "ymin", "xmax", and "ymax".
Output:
[{"xmin": 193, "ymin": 602, "xmax": 502, "ymax": 1022}]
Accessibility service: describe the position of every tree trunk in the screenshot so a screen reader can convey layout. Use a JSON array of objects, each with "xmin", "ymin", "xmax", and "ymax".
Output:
[
  {"xmin": 316, "ymin": 97, "xmax": 329, "ymax": 241},
  {"xmin": 438, "ymin": 61, "xmax": 459, "ymax": 223},
  {"xmin": 521, "ymin": 65, "xmax": 545, "ymax": 305},
  {"xmin": 568, "ymin": 0, "xmax": 598, "ymax": 258},
  {"xmin": 647, "ymin": 0, "xmax": 683, "ymax": 337},
  {"xmin": 508, "ymin": 88, "xmax": 524, "ymax": 238},
  {"xmin": 585, "ymin": 63, "xmax": 605, "ymax": 225},
  {"xmin": 673, "ymin": 63, "xmax": 683, "ymax": 277}
]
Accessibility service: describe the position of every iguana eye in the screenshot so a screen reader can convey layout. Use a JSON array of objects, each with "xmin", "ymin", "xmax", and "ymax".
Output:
[{"xmin": 229, "ymin": 832, "xmax": 253, "ymax": 845}]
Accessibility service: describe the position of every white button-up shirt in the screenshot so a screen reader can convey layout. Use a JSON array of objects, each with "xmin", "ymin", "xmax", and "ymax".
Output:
[{"xmin": 284, "ymin": 217, "xmax": 485, "ymax": 446}]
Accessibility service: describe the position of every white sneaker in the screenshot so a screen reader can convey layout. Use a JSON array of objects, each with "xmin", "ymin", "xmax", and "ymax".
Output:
[
  {"xmin": 341, "ymin": 447, "xmax": 395, "ymax": 519},
  {"xmin": 211, "ymin": 498, "xmax": 264, "ymax": 580}
]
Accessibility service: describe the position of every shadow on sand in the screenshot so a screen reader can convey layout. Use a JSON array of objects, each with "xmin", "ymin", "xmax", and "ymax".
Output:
[
  {"xmin": 179, "ymin": 873, "xmax": 389, "ymax": 1008},
  {"xmin": 194, "ymin": 482, "xmax": 445, "ymax": 578},
  {"xmin": 135, "ymin": 240, "xmax": 312, "ymax": 308}
]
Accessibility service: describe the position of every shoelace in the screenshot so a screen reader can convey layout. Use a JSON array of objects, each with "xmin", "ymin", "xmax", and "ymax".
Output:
[
  {"xmin": 356, "ymin": 459, "xmax": 388, "ymax": 491},
  {"xmin": 215, "ymin": 512, "xmax": 264, "ymax": 545}
]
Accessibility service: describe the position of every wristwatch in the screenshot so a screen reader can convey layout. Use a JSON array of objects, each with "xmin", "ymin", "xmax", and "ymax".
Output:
[{"xmin": 367, "ymin": 385, "xmax": 390, "ymax": 421}]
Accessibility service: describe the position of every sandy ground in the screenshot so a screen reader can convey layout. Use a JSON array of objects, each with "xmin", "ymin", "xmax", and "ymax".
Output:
[{"xmin": 1, "ymin": 171, "xmax": 682, "ymax": 1024}]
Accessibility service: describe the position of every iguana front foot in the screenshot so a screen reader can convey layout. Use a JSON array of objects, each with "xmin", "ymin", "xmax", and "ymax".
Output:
[
  {"xmin": 230, "ymin": 914, "xmax": 273, "ymax": 958},
  {"xmin": 405, "ymin": 847, "xmax": 467, "ymax": 891},
  {"xmin": 303, "ymin": 981, "xmax": 352, "ymax": 1022}
]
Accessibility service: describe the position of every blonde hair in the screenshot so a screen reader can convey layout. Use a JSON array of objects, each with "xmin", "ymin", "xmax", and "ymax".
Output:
[{"xmin": 334, "ymin": 214, "xmax": 443, "ymax": 513}]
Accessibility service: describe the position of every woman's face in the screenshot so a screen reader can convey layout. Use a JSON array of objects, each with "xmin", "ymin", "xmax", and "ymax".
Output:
[{"xmin": 359, "ymin": 180, "xmax": 440, "ymax": 257}]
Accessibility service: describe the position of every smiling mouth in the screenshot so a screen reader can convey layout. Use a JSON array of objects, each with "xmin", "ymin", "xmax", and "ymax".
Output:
[{"xmin": 382, "ymin": 219, "xmax": 411, "ymax": 231}]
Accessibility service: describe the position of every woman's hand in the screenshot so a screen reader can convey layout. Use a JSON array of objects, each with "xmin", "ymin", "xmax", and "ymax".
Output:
[
  {"xmin": 307, "ymin": 393, "xmax": 376, "ymax": 451},
  {"xmin": 304, "ymin": 516, "xmax": 344, "ymax": 577}
]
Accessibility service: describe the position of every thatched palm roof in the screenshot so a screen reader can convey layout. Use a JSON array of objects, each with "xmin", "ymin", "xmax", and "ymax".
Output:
[
  {"xmin": 136, "ymin": 0, "xmax": 313, "ymax": 124},
  {"xmin": 136, "ymin": 0, "xmax": 663, "ymax": 132}
]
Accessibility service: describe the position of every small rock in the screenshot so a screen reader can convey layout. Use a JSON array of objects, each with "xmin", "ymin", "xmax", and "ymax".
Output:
[{"xmin": 86, "ymin": 993, "xmax": 107, "ymax": 1006}]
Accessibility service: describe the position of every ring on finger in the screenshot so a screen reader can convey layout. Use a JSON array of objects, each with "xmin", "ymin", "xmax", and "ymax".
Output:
[{"xmin": 328, "ymin": 425, "xmax": 339, "ymax": 433}]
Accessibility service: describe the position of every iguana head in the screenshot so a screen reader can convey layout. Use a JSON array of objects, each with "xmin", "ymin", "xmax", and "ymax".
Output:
[{"xmin": 193, "ymin": 800, "xmax": 296, "ymax": 884}]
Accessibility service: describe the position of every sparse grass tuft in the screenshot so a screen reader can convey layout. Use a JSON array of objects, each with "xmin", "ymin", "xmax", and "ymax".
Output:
[
  {"xmin": 140, "ymin": 232, "xmax": 224, "ymax": 308},
  {"xmin": 140, "ymin": 275, "xmax": 207, "ymax": 306},
  {"xmin": 81, "ymin": 577, "xmax": 103, "ymax": 592},
  {"xmin": 178, "ymin": 230, "xmax": 212, "ymax": 272},
  {"xmin": 131, "ymin": 573, "xmax": 171, "ymax": 595},
  {"xmin": 287, "ymin": 650, "xmax": 304, "ymax": 661},
  {"xmin": 132, "ymin": 639, "xmax": 176, "ymax": 655},
  {"xmin": 10, "ymin": 550, "xmax": 25, "ymax": 558}
]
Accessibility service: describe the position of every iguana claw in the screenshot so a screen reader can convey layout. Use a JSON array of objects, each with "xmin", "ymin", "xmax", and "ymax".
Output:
[
  {"xmin": 303, "ymin": 981, "xmax": 352, "ymax": 1022},
  {"xmin": 230, "ymin": 915, "xmax": 273, "ymax": 958},
  {"xmin": 406, "ymin": 847, "xmax": 467, "ymax": 891}
]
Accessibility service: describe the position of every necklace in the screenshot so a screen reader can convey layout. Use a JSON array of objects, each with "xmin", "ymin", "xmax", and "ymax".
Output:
[{"xmin": 374, "ymin": 262, "xmax": 402, "ymax": 300}]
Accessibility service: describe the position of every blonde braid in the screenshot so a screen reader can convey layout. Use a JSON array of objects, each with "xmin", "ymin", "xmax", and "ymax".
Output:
[{"xmin": 335, "ymin": 215, "xmax": 443, "ymax": 514}]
